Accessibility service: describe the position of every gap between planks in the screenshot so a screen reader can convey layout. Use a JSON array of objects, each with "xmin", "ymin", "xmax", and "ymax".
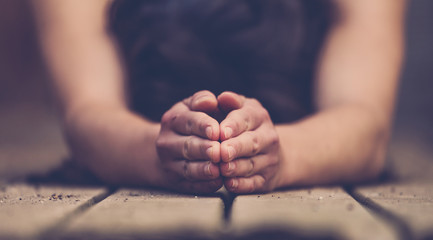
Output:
[
  {"xmin": 344, "ymin": 186, "xmax": 414, "ymax": 240},
  {"xmin": 32, "ymin": 186, "xmax": 412, "ymax": 240},
  {"xmin": 35, "ymin": 187, "xmax": 117, "ymax": 240}
]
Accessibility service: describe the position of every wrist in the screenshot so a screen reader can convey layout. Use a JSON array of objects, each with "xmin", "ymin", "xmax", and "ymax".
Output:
[
  {"xmin": 62, "ymin": 103, "xmax": 165, "ymax": 187},
  {"xmin": 274, "ymin": 124, "xmax": 306, "ymax": 188}
]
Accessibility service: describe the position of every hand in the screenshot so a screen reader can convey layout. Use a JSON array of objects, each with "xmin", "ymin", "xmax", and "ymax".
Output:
[
  {"xmin": 218, "ymin": 92, "xmax": 282, "ymax": 193},
  {"xmin": 156, "ymin": 90, "xmax": 223, "ymax": 193}
]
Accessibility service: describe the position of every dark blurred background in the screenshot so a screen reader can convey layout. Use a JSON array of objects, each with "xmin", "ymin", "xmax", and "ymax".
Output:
[{"xmin": 0, "ymin": 1, "xmax": 432, "ymax": 181}]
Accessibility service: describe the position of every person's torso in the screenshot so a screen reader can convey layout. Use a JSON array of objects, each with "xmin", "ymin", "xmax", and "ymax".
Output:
[{"xmin": 110, "ymin": 0, "xmax": 335, "ymax": 123}]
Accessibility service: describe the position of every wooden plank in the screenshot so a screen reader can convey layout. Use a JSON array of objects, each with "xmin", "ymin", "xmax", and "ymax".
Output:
[
  {"xmin": 0, "ymin": 183, "xmax": 106, "ymax": 239},
  {"xmin": 230, "ymin": 187, "xmax": 398, "ymax": 240},
  {"xmin": 64, "ymin": 189, "xmax": 224, "ymax": 239},
  {"xmin": 354, "ymin": 125, "xmax": 433, "ymax": 240},
  {"xmin": 356, "ymin": 181, "xmax": 433, "ymax": 240}
]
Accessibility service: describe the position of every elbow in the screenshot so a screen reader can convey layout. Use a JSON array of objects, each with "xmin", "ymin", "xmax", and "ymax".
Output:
[{"xmin": 364, "ymin": 122, "xmax": 391, "ymax": 181}]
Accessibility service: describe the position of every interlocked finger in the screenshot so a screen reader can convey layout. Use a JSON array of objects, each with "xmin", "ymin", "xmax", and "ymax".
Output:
[
  {"xmin": 220, "ymin": 154, "xmax": 277, "ymax": 177},
  {"xmin": 224, "ymin": 175, "xmax": 266, "ymax": 194},
  {"xmin": 220, "ymin": 124, "xmax": 278, "ymax": 162},
  {"xmin": 162, "ymin": 103, "xmax": 219, "ymax": 140},
  {"xmin": 220, "ymin": 99, "xmax": 268, "ymax": 140},
  {"xmin": 164, "ymin": 160, "xmax": 220, "ymax": 181},
  {"xmin": 157, "ymin": 132, "xmax": 220, "ymax": 162}
]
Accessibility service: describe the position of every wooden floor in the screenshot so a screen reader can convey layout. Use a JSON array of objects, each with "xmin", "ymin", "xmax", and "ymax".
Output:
[
  {"xmin": 0, "ymin": 102, "xmax": 432, "ymax": 240},
  {"xmin": 1, "ymin": 1, "xmax": 432, "ymax": 239}
]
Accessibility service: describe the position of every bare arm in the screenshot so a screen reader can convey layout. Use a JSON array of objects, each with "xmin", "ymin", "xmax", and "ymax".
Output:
[
  {"xmin": 32, "ymin": 0, "xmax": 126, "ymax": 114},
  {"xmin": 32, "ymin": 0, "xmax": 163, "ymax": 185},
  {"xmin": 277, "ymin": 0, "xmax": 405, "ymax": 186},
  {"xmin": 217, "ymin": 0, "xmax": 406, "ymax": 193},
  {"xmin": 33, "ymin": 1, "xmax": 224, "ymax": 193}
]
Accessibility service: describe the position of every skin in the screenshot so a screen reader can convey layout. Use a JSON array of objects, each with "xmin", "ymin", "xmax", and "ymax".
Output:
[
  {"xmin": 218, "ymin": 92, "xmax": 282, "ymax": 193},
  {"xmin": 32, "ymin": 0, "xmax": 406, "ymax": 194},
  {"xmin": 156, "ymin": 91, "xmax": 222, "ymax": 192}
]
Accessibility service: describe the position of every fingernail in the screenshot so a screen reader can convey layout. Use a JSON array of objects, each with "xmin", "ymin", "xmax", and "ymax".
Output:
[
  {"xmin": 227, "ymin": 146, "xmax": 236, "ymax": 160},
  {"xmin": 224, "ymin": 127, "xmax": 233, "ymax": 139},
  {"xmin": 195, "ymin": 95, "xmax": 211, "ymax": 105},
  {"xmin": 231, "ymin": 179, "xmax": 238, "ymax": 189},
  {"xmin": 227, "ymin": 162, "xmax": 235, "ymax": 172},
  {"xmin": 206, "ymin": 146, "xmax": 213, "ymax": 160},
  {"xmin": 205, "ymin": 127, "xmax": 213, "ymax": 139},
  {"xmin": 205, "ymin": 163, "xmax": 212, "ymax": 177}
]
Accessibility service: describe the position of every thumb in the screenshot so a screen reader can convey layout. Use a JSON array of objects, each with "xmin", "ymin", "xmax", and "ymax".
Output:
[
  {"xmin": 217, "ymin": 91, "xmax": 245, "ymax": 113},
  {"xmin": 184, "ymin": 90, "xmax": 218, "ymax": 113}
]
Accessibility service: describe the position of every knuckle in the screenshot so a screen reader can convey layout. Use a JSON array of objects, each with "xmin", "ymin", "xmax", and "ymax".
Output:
[
  {"xmin": 233, "ymin": 121, "xmax": 241, "ymax": 133},
  {"xmin": 245, "ymin": 100, "xmax": 269, "ymax": 124},
  {"xmin": 247, "ymin": 158, "xmax": 255, "ymax": 176},
  {"xmin": 183, "ymin": 162, "xmax": 191, "ymax": 180},
  {"xmin": 161, "ymin": 111, "xmax": 178, "ymax": 126},
  {"xmin": 254, "ymin": 176, "xmax": 266, "ymax": 192},
  {"xmin": 200, "ymin": 141, "xmax": 213, "ymax": 159},
  {"xmin": 259, "ymin": 108, "xmax": 270, "ymax": 120},
  {"xmin": 250, "ymin": 98, "xmax": 261, "ymax": 106},
  {"xmin": 243, "ymin": 114, "xmax": 251, "ymax": 130},
  {"xmin": 160, "ymin": 112, "xmax": 171, "ymax": 125},
  {"xmin": 185, "ymin": 119, "xmax": 193, "ymax": 134},
  {"xmin": 270, "ymin": 130, "xmax": 280, "ymax": 147},
  {"xmin": 233, "ymin": 119, "xmax": 242, "ymax": 132},
  {"xmin": 272, "ymin": 129, "xmax": 279, "ymax": 141},
  {"xmin": 248, "ymin": 132, "xmax": 260, "ymax": 155},
  {"xmin": 249, "ymin": 98, "xmax": 263, "ymax": 109},
  {"xmin": 244, "ymin": 104, "xmax": 256, "ymax": 113},
  {"xmin": 155, "ymin": 136, "xmax": 167, "ymax": 150},
  {"xmin": 183, "ymin": 136, "xmax": 194, "ymax": 160},
  {"xmin": 197, "ymin": 114, "xmax": 210, "ymax": 133},
  {"xmin": 228, "ymin": 112, "xmax": 242, "ymax": 131},
  {"xmin": 252, "ymin": 138, "xmax": 259, "ymax": 155},
  {"xmin": 246, "ymin": 181, "xmax": 256, "ymax": 193}
]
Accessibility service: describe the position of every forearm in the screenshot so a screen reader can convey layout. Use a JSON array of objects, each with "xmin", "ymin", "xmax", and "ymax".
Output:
[
  {"xmin": 277, "ymin": 104, "xmax": 389, "ymax": 187},
  {"xmin": 32, "ymin": 1, "xmax": 159, "ymax": 186},
  {"xmin": 32, "ymin": 0, "xmax": 127, "ymax": 113},
  {"xmin": 276, "ymin": 0, "xmax": 405, "ymax": 187},
  {"xmin": 64, "ymin": 104, "xmax": 163, "ymax": 186}
]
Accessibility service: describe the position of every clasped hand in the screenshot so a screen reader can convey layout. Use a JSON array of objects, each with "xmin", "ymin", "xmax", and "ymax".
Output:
[{"xmin": 156, "ymin": 91, "xmax": 282, "ymax": 194}]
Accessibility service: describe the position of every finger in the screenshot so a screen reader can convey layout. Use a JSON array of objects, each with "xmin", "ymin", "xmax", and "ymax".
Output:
[
  {"xmin": 217, "ymin": 91, "xmax": 245, "ymax": 113},
  {"xmin": 220, "ymin": 126, "xmax": 279, "ymax": 162},
  {"xmin": 157, "ymin": 133, "xmax": 220, "ymax": 162},
  {"xmin": 175, "ymin": 178, "xmax": 223, "ymax": 194},
  {"xmin": 219, "ymin": 101, "xmax": 266, "ymax": 140},
  {"xmin": 161, "ymin": 105, "xmax": 219, "ymax": 140},
  {"xmin": 184, "ymin": 90, "xmax": 218, "ymax": 113},
  {"xmin": 165, "ymin": 160, "xmax": 221, "ymax": 181},
  {"xmin": 224, "ymin": 175, "xmax": 266, "ymax": 194},
  {"xmin": 172, "ymin": 110, "xmax": 220, "ymax": 140},
  {"xmin": 220, "ymin": 154, "xmax": 277, "ymax": 177}
]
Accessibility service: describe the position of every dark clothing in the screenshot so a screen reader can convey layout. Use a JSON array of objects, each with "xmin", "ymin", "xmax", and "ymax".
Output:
[{"xmin": 110, "ymin": 0, "xmax": 335, "ymax": 123}]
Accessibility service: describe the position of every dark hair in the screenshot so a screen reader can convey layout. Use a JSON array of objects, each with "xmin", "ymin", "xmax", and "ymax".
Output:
[{"xmin": 109, "ymin": 0, "xmax": 335, "ymax": 123}]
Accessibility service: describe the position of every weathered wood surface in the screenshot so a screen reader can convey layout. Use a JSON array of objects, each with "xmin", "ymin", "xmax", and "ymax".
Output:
[
  {"xmin": 354, "ymin": 130, "xmax": 433, "ymax": 240},
  {"xmin": 355, "ymin": 182, "xmax": 433, "ymax": 240},
  {"xmin": 230, "ymin": 187, "xmax": 398, "ymax": 240},
  {"xmin": 64, "ymin": 189, "xmax": 224, "ymax": 239},
  {"xmin": 0, "ymin": 183, "xmax": 106, "ymax": 240},
  {"xmin": 0, "ymin": 86, "xmax": 431, "ymax": 240}
]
